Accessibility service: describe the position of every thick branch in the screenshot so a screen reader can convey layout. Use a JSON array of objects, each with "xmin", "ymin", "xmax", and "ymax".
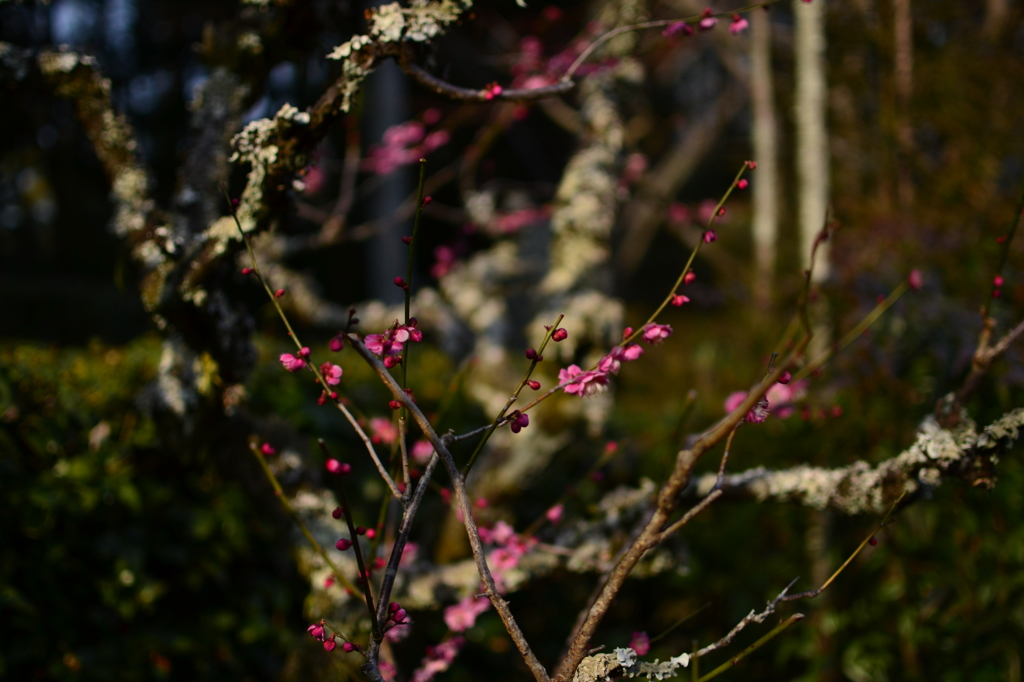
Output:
[{"xmin": 690, "ymin": 405, "xmax": 1024, "ymax": 514}]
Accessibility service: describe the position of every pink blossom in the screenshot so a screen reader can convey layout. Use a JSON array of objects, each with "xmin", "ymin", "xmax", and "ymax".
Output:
[
  {"xmin": 630, "ymin": 631, "xmax": 651, "ymax": 656},
  {"xmin": 411, "ymin": 637, "xmax": 466, "ymax": 682},
  {"xmin": 641, "ymin": 323, "xmax": 673, "ymax": 344},
  {"xmin": 379, "ymin": 661, "xmax": 396, "ymax": 681},
  {"xmin": 307, "ymin": 622, "xmax": 325, "ymax": 640},
  {"xmin": 431, "ymin": 245, "xmax": 458, "ymax": 278},
  {"xmin": 598, "ymin": 343, "xmax": 643, "ymax": 374},
  {"xmin": 329, "ymin": 335, "xmax": 344, "ymax": 352},
  {"xmin": 364, "ymin": 333, "xmax": 402, "ymax": 357},
  {"xmin": 670, "ymin": 294, "xmax": 690, "ymax": 307},
  {"xmin": 698, "ymin": 198, "xmax": 722, "ymax": 224},
  {"xmin": 684, "ymin": 271, "xmax": 697, "ymax": 284},
  {"xmin": 370, "ymin": 417, "xmax": 398, "ymax": 444},
  {"xmin": 546, "ymin": 503, "xmax": 564, "ymax": 524},
  {"xmin": 662, "ymin": 21, "xmax": 693, "ymax": 38},
  {"xmin": 729, "ymin": 14, "xmax": 749, "ymax": 34},
  {"xmin": 699, "ymin": 15, "xmax": 718, "ymax": 30},
  {"xmin": 443, "ymin": 595, "xmax": 491, "ymax": 632},
  {"xmin": 260, "ymin": 442, "xmax": 277, "ymax": 456},
  {"xmin": 320, "ymin": 362, "xmax": 343, "ymax": 385},
  {"xmin": 422, "ymin": 108, "xmax": 442, "ymax": 125},
  {"xmin": 668, "ymin": 202, "xmax": 689, "ymax": 223},
  {"xmin": 558, "ymin": 364, "xmax": 610, "ymax": 396},
  {"xmin": 490, "ymin": 521, "xmax": 516, "ymax": 545},
  {"xmin": 385, "ymin": 622, "xmax": 412, "ymax": 642},
  {"xmin": 724, "ymin": 381, "xmax": 807, "ymax": 422},
  {"xmin": 323, "ymin": 637, "xmax": 336, "ymax": 652},
  {"xmin": 279, "ymin": 353, "xmax": 306, "ymax": 372},
  {"xmin": 489, "ymin": 547, "xmax": 521, "ymax": 571},
  {"xmin": 702, "ymin": 230, "xmax": 718, "ymax": 243},
  {"xmin": 724, "ymin": 390, "xmax": 767, "ymax": 423},
  {"xmin": 423, "ymin": 130, "xmax": 450, "ymax": 151},
  {"xmin": 400, "ymin": 542, "xmax": 419, "ymax": 566},
  {"xmin": 908, "ymin": 269, "xmax": 923, "ymax": 290},
  {"xmin": 411, "ymin": 440, "xmax": 434, "ymax": 464}
]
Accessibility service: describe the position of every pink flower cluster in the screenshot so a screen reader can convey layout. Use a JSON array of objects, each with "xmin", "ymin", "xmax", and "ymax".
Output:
[
  {"xmin": 369, "ymin": 417, "xmax": 398, "ymax": 444},
  {"xmin": 440, "ymin": 521, "xmax": 538, "ymax": 634},
  {"xmin": 364, "ymin": 321, "xmax": 423, "ymax": 360},
  {"xmin": 411, "ymin": 637, "xmax": 466, "ymax": 682},
  {"xmin": 364, "ymin": 117, "xmax": 450, "ymax": 176},
  {"xmin": 443, "ymin": 595, "xmax": 490, "ymax": 632},
  {"xmin": 558, "ymin": 340, "xmax": 649, "ymax": 397}
]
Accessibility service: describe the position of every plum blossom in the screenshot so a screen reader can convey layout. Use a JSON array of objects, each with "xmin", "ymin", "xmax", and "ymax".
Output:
[
  {"xmin": 598, "ymin": 343, "xmax": 644, "ymax": 375},
  {"xmin": 558, "ymin": 364, "xmax": 610, "ymax": 396},
  {"xmin": 411, "ymin": 637, "xmax": 466, "ymax": 682},
  {"xmin": 370, "ymin": 417, "xmax": 398, "ymax": 444},
  {"xmin": 364, "ymin": 322, "xmax": 423, "ymax": 358},
  {"xmin": 411, "ymin": 439, "xmax": 434, "ymax": 464},
  {"xmin": 279, "ymin": 353, "xmax": 306, "ymax": 372},
  {"xmin": 630, "ymin": 631, "xmax": 651, "ymax": 656},
  {"xmin": 443, "ymin": 595, "xmax": 490, "ymax": 632},
  {"xmin": 908, "ymin": 269, "xmax": 923, "ymax": 290},
  {"xmin": 546, "ymin": 503, "xmax": 564, "ymax": 524},
  {"xmin": 670, "ymin": 294, "xmax": 690, "ymax": 307},
  {"xmin": 729, "ymin": 14, "xmax": 749, "ymax": 34},
  {"xmin": 662, "ymin": 21, "xmax": 693, "ymax": 38},
  {"xmin": 642, "ymin": 323, "xmax": 673, "ymax": 344},
  {"xmin": 699, "ymin": 9, "xmax": 718, "ymax": 30},
  {"xmin": 320, "ymin": 362, "xmax": 343, "ymax": 385}
]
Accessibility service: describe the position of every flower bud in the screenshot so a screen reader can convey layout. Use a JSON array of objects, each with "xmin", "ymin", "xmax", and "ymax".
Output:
[
  {"xmin": 335, "ymin": 538, "xmax": 352, "ymax": 551},
  {"xmin": 326, "ymin": 459, "xmax": 352, "ymax": 475},
  {"xmin": 551, "ymin": 328, "xmax": 568, "ymax": 342}
]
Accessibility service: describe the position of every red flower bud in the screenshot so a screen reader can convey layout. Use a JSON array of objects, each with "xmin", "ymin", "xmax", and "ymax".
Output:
[
  {"xmin": 737, "ymin": 179, "xmax": 748, "ymax": 189},
  {"xmin": 332, "ymin": 507, "xmax": 344, "ymax": 519},
  {"xmin": 274, "ymin": 289, "xmax": 286, "ymax": 298},
  {"xmin": 389, "ymin": 400, "xmax": 402, "ymax": 410},
  {"xmin": 335, "ymin": 538, "xmax": 352, "ymax": 551},
  {"xmin": 551, "ymin": 328, "xmax": 568, "ymax": 342},
  {"xmin": 242, "ymin": 267, "xmax": 254, "ymax": 275},
  {"xmin": 527, "ymin": 380, "xmax": 541, "ymax": 390},
  {"xmin": 326, "ymin": 459, "xmax": 351, "ymax": 475}
]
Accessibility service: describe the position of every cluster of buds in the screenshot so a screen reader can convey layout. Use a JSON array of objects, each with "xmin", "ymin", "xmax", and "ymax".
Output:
[
  {"xmin": 384, "ymin": 601, "xmax": 409, "ymax": 634},
  {"xmin": 482, "ymin": 82, "xmax": 504, "ymax": 100},
  {"xmin": 307, "ymin": 621, "xmax": 358, "ymax": 652}
]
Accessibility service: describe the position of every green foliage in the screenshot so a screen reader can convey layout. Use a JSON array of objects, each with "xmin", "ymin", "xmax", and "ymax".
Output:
[{"xmin": 0, "ymin": 338, "xmax": 309, "ymax": 681}]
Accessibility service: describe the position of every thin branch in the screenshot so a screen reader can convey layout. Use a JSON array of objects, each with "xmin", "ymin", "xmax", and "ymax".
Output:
[
  {"xmin": 347, "ymin": 335, "xmax": 551, "ymax": 682},
  {"xmin": 246, "ymin": 443, "xmax": 360, "ymax": 596}
]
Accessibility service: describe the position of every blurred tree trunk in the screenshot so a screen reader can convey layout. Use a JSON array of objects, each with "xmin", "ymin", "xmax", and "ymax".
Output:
[
  {"xmin": 893, "ymin": 0, "xmax": 914, "ymax": 209},
  {"xmin": 750, "ymin": 9, "xmax": 779, "ymax": 305},
  {"xmin": 794, "ymin": 0, "xmax": 829, "ymax": 281}
]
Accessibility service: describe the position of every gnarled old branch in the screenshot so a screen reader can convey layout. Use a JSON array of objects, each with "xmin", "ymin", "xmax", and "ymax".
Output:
[{"xmin": 689, "ymin": 403, "xmax": 1024, "ymax": 515}]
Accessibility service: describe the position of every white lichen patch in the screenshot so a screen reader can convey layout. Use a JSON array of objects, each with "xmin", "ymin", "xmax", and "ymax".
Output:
[
  {"xmin": 696, "ymin": 406, "xmax": 1024, "ymax": 515},
  {"xmin": 574, "ymin": 648, "xmax": 691, "ymax": 682}
]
